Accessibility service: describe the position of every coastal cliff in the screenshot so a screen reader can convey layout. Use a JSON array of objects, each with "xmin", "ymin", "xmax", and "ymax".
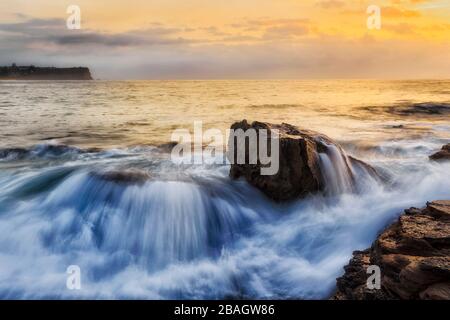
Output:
[{"xmin": 0, "ymin": 64, "xmax": 93, "ymax": 80}]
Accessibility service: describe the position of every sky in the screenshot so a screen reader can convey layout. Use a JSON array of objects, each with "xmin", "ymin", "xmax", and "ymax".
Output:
[{"xmin": 0, "ymin": 0, "xmax": 449, "ymax": 79}]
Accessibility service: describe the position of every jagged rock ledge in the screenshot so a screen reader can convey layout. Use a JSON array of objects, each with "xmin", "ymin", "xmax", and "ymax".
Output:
[{"xmin": 333, "ymin": 200, "xmax": 450, "ymax": 300}]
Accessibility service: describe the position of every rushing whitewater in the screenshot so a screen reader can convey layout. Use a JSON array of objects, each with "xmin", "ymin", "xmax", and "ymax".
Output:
[
  {"xmin": 0, "ymin": 142, "xmax": 449, "ymax": 299},
  {"xmin": 0, "ymin": 80, "xmax": 449, "ymax": 299}
]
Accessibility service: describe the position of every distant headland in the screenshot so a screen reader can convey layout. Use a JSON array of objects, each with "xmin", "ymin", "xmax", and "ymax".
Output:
[{"xmin": 0, "ymin": 64, "xmax": 93, "ymax": 80}]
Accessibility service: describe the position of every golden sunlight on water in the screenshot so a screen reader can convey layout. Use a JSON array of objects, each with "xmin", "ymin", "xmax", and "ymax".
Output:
[
  {"xmin": 0, "ymin": 79, "xmax": 449, "ymax": 299},
  {"xmin": 0, "ymin": 79, "xmax": 449, "ymax": 149}
]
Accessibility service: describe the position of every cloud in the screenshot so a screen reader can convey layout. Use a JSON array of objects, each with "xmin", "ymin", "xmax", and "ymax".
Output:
[
  {"xmin": 245, "ymin": 18, "xmax": 310, "ymax": 27},
  {"xmin": 383, "ymin": 22, "xmax": 416, "ymax": 34},
  {"xmin": 316, "ymin": 1, "xmax": 346, "ymax": 9},
  {"xmin": 0, "ymin": 18, "xmax": 62, "ymax": 35},
  {"xmin": 263, "ymin": 25, "xmax": 309, "ymax": 40},
  {"xmin": 230, "ymin": 17, "xmax": 313, "ymax": 40},
  {"xmin": 341, "ymin": 5, "xmax": 422, "ymax": 19},
  {"xmin": 414, "ymin": 0, "xmax": 450, "ymax": 9},
  {"xmin": 0, "ymin": 15, "xmax": 449, "ymax": 79},
  {"xmin": 49, "ymin": 28, "xmax": 190, "ymax": 47},
  {"xmin": 0, "ymin": 17, "xmax": 190, "ymax": 48},
  {"xmin": 382, "ymin": 6, "xmax": 421, "ymax": 18}
]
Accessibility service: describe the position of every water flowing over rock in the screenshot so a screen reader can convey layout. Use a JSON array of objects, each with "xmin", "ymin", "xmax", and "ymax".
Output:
[
  {"xmin": 333, "ymin": 200, "xmax": 450, "ymax": 300},
  {"xmin": 228, "ymin": 120, "xmax": 379, "ymax": 201},
  {"xmin": 430, "ymin": 144, "xmax": 450, "ymax": 162},
  {"xmin": 91, "ymin": 169, "xmax": 151, "ymax": 185}
]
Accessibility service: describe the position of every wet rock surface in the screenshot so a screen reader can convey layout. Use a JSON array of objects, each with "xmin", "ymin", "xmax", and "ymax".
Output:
[
  {"xmin": 91, "ymin": 169, "xmax": 151, "ymax": 185},
  {"xmin": 228, "ymin": 120, "xmax": 378, "ymax": 201},
  {"xmin": 334, "ymin": 201, "xmax": 450, "ymax": 300},
  {"xmin": 430, "ymin": 144, "xmax": 450, "ymax": 162}
]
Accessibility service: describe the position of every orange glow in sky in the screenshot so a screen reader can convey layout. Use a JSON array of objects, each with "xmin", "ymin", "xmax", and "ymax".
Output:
[{"xmin": 0, "ymin": 0, "xmax": 449, "ymax": 79}]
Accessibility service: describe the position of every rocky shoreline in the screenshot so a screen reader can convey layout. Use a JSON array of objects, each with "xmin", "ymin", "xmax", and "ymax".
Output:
[
  {"xmin": 333, "ymin": 142, "xmax": 450, "ymax": 300},
  {"xmin": 333, "ymin": 201, "xmax": 450, "ymax": 300},
  {"xmin": 333, "ymin": 143, "xmax": 450, "ymax": 300},
  {"xmin": 228, "ymin": 121, "xmax": 450, "ymax": 300}
]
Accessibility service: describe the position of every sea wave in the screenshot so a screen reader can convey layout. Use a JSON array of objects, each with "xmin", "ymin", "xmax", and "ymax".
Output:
[
  {"xmin": 0, "ymin": 141, "xmax": 449, "ymax": 299},
  {"xmin": 0, "ymin": 144, "xmax": 100, "ymax": 161},
  {"xmin": 361, "ymin": 102, "xmax": 450, "ymax": 117}
]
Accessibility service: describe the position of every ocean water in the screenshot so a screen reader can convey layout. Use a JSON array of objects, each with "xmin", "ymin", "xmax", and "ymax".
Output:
[{"xmin": 0, "ymin": 80, "xmax": 449, "ymax": 299}]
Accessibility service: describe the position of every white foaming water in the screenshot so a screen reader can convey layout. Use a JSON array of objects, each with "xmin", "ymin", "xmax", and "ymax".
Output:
[
  {"xmin": 319, "ymin": 143, "xmax": 355, "ymax": 195},
  {"xmin": 318, "ymin": 142, "xmax": 381, "ymax": 196},
  {"xmin": 0, "ymin": 144, "xmax": 449, "ymax": 299},
  {"xmin": 0, "ymin": 80, "xmax": 449, "ymax": 299}
]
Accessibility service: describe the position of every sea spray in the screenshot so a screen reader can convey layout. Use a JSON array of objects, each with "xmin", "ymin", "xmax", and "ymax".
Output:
[{"xmin": 0, "ymin": 144, "xmax": 449, "ymax": 299}]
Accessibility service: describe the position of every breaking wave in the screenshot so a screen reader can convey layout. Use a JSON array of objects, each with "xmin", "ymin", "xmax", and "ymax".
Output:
[
  {"xmin": 0, "ymin": 142, "xmax": 449, "ymax": 299},
  {"xmin": 0, "ymin": 144, "xmax": 99, "ymax": 161}
]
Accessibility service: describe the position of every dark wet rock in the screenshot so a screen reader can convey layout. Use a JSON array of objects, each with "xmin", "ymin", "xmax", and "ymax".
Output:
[
  {"xmin": 85, "ymin": 147, "xmax": 103, "ymax": 153},
  {"xmin": 333, "ymin": 201, "xmax": 450, "ymax": 300},
  {"xmin": 228, "ymin": 120, "xmax": 379, "ymax": 201},
  {"xmin": 92, "ymin": 169, "xmax": 151, "ymax": 185},
  {"xmin": 156, "ymin": 142, "xmax": 179, "ymax": 153},
  {"xmin": 333, "ymin": 250, "xmax": 391, "ymax": 300},
  {"xmin": 426, "ymin": 200, "xmax": 450, "ymax": 220},
  {"xmin": 429, "ymin": 144, "xmax": 450, "ymax": 162},
  {"xmin": 0, "ymin": 148, "xmax": 28, "ymax": 160}
]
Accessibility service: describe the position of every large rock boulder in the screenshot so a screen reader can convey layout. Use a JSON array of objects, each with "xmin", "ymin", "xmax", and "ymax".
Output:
[
  {"xmin": 430, "ymin": 144, "xmax": 450, "ymax": 162},
  {"xmin": 228, "ymin": 120, "xmax": 378, "ymax": 201},
  {"xmin": 333, "ymin": 200, "xmax": 450, "ymax": 300}
]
